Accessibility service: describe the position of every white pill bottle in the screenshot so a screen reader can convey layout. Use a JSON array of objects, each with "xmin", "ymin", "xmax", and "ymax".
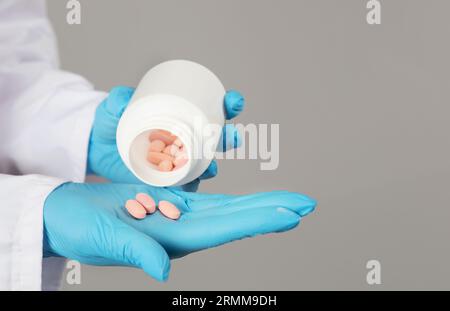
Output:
[{"xmin": 116, "ymin": 60, "xmax": 225, "ymax": 187}]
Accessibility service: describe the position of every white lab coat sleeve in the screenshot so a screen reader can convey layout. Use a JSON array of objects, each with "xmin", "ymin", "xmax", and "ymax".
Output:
[
  {"xmin": 0, "ymin": 174, "xmax": 66, "ymax": 291},
  {"xmin": 0, "ymin": 0, "xmax": 108, "ymax": 290},
  {"xmin": 0, "ymin": 0, "xmax": 108, "ymax": 181}
]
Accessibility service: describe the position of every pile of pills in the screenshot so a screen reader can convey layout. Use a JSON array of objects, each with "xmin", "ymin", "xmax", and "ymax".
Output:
[
  {"xmin": 147, "ymin": 130, "xmax": 188, "ymax": 172},
  {"xmin": 125, "ymin": 193, "xmax": 181, "ymax": 220}
]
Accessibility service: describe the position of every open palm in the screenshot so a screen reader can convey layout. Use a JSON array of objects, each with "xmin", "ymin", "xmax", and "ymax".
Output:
[
  {"xmin": 119, "ymin": 185, "xmax": 316, "ymax": 258},
  {"xmin": 44, "ymin": 182, "xmax": 316, "ymax": 280}
]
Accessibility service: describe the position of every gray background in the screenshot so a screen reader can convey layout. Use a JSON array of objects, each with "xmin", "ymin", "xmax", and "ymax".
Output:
[{"xmin": 47, "ymin": 0, "xmax": 450, "ymax": 290}]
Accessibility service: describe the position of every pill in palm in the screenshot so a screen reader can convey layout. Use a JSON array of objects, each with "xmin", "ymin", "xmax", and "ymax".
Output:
[
  {"xmin": 125, "ymin": 199, "xmax": 147, "ymax": 219},
  {"xmin": 149, "ymin": 139, "xmax": 166, "ymax": 152},
  {"xmin": 135, "ymin": 193, "xmax": 156, "ymax": 214},
  {"xmin": 158, "ymin": 200, "xmax": 181, "ymax": 220}
]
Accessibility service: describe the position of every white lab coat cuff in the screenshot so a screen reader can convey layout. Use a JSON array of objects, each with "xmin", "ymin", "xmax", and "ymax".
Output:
[
  {"xmin": 41, "ymin": 77, "xmax": 107, "ymax": 182},
  {"xmin": 10, "ymin": 175, "xmax": 65, "ymax": 291},
  {"xmin": 66, "ymin": 90, "xmax": 107, "ymax": 182}
]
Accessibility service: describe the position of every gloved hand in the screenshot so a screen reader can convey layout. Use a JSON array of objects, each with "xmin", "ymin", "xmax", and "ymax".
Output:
[
  {"xmin": 87, "ymin": 86, "xmax": 245, "ymax": 191},
  {"xmin": 43, "ymin": 182, "xmax": 316, "ymax": 281}
]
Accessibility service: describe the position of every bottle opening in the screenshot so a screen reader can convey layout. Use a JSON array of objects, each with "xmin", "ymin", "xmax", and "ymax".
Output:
[
  {"xmin": 146, "ymin": 129, "xmax": 188, "ymax": 172},
  {"xmin": 128, "ymin": 127, "xmax": 193, "ymax": 187}
]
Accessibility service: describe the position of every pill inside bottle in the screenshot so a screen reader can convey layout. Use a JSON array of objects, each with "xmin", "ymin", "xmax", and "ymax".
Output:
[{"xmin": 147, "ymin": 129, "xmax": 188, "ymax": 172}]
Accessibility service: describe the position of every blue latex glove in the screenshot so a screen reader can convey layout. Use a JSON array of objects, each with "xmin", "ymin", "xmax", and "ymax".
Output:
[
  {"xmin": 43, "ymin": 182, "xmax": 316, "ymax": 281},
  {"xmin": 87, "ymin": 86, "xmax": 244, "ymax": 191}
]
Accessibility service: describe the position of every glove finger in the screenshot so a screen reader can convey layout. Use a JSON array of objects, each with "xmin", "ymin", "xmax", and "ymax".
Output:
[
  {"xmin": 91, "ymin": 86, "xmax": 135, "ymax": 140},
  {"xmin": 198, "ymin": 160, "xmax": 218, "ymax": 180},
  {"xmin": 105, "ymin": 219, "xmax": 171, "ymax": 282},
  {"xmin": 102, "ymin": 147, "xmax": 144, "ymax": 184},
  {"xmin": 169, "ymin": 189, "xmax": 236, "ymax": 207},
  {"xmin": 175, "ymin": 206, "xmax": 300, "ymax": 253},
  {"xmin": 217, "ymin": 124, "xmax": 242, "ymax": 152},
  {"xmin": 185, "ymin": 191, "xmax": 317, "ymax": 217},
  {"xmin": 224, "ymin": 90, "xmax": 245, "ymax": 120},
  {"xmin": 103, "ymin": 86, "xmax": 135, "ymax": 118},
  {"xmin": 175, "ymin": 179, "xmax": 201, "ymax": 192},
  {"xmin": 163, "ymin": 163, "xmax": 219, "ymax": 192}
]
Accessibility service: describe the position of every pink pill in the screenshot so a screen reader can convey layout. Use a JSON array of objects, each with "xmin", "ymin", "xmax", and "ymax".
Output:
[
  {"xmin": 163, "ymin": 144, "xmax": 179, "ymax": 157},
  {"xmin": 173, "ymin": 138, "xmax": 183, "ymax": 148},
  {"xmin": 173, "ymin": 153, "xmax": 188, "ymax": 168},
  {"xmin": 149, "ymin": 140, "xmax": 166, "ymax": 152},
  {"xmin": 158, "ymin": 200, "xmax": 181, "ymax": 220},
  {"xmin": 125, "ymin": 200, "xmax": 146, "ymax": 219},
  {"xmin": 158, "ymin": 160, "xmax": 174, "ymax": 172},
  {"xmin": 135, "ymin": 193, "xmax": 156, "ymax": 214},
  {"xmin": 158, "ymin": 129, "xmax": 175, "ymax": 137},
  {"xmin": 149, "ymin": 130, "xmax": 176, "ymax": 145},
  {"xmin": 179, "ymin": 146, "xmax": 186, "ymax": 155},
  {"xmin": 147, "ymin": 151, "xmax": 174, "ymax": 165}
]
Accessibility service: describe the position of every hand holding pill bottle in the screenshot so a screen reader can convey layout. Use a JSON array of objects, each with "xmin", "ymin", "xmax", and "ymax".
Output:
[{"xmin": 116, "ymin": 60, "xmax": 226, "ymax": 187}]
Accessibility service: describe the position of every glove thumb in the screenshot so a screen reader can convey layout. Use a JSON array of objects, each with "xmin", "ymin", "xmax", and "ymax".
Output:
[{"xmin": 106, "ymin": 219, "xmax": 171, "ymax": 282}]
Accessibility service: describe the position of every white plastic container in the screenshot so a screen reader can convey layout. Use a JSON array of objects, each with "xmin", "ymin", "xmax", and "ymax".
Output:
[{"xmin": 116, "ymin": 60, "xmax": 226, "ymax": 187}]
